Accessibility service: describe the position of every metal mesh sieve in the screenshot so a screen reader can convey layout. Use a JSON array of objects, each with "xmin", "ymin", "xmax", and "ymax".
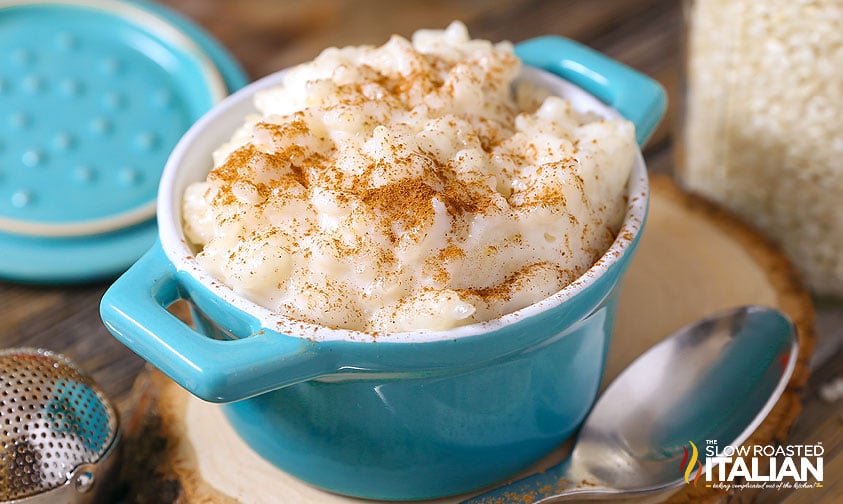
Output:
[{"xmin": 0, "ymin": 348, "xmax": 120, "ymax": 503}]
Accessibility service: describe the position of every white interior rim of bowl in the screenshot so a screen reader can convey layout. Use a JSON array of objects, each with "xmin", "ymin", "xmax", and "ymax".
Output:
[
  {"xmin": 158, "ymin": 65, "xmax": 649, "ymax": 343},
  {"xmin": 0, "ymin": 0, "xmax": 227, "ymax": 238}
]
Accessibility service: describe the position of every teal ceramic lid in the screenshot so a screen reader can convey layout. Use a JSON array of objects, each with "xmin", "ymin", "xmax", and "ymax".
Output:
[{"xmin": 0, "ymin": 0, "xmax": 247, "ymax": 282}]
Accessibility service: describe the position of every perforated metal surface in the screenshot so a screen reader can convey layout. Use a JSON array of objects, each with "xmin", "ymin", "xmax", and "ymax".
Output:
[{"xmin": 0, "ymin": 348, "xmax": 118, "ymax": 501}]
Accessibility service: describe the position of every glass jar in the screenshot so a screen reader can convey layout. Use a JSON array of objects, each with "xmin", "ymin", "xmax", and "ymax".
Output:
[{"xmin": 678, "ymin": 0, "xmax": 843, "ymax": 296}]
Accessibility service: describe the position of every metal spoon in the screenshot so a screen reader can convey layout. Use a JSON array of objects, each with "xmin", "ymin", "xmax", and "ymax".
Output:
[{"xmin": 464, "ymin": 305, "xmax": 798, "ymax": 503}]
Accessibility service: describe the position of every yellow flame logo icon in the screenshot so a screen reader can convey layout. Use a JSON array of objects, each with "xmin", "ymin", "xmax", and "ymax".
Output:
[{"xmin": 680, "ymin": 441, "xmax": 703, "ymax": 485}]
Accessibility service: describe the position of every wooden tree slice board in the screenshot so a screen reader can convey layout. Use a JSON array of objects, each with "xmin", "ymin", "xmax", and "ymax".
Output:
[{"xmin": 120, "ymin": 176, "xmax": 815, "ymax": 504}]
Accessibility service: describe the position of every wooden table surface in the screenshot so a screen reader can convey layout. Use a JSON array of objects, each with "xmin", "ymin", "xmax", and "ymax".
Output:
[{"xmin": 0, "ymin": 0, "xmax": 840, "ymax": 502}]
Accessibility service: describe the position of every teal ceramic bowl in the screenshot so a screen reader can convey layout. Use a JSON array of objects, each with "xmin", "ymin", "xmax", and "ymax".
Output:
[{"xmin": 101, "ymin": 36, "xmax": 665, "ymax": 500}]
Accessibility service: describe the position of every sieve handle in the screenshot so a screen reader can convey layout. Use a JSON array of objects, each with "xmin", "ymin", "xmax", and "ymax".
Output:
[
  {"xmin": 515, "ymin": 36, "xmax": 666, "ymax": 146},
  {"xmin": 100, "ymin": 243, "xmax": 337, "ymax": 403}
]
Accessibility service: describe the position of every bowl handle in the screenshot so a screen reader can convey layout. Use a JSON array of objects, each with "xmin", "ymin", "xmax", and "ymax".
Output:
[
  {"xmin": 515, "ymin": 36, "xmax": 666, "ymax": 146},
  {"xmin": 100, "ymin": 243, "xmax": 337, "ymax": 402}
]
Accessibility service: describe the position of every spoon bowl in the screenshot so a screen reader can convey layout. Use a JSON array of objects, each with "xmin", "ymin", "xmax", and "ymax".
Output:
[{"xmin": 466, "ymin": 305, "xmax": 798, "ymax": 503}]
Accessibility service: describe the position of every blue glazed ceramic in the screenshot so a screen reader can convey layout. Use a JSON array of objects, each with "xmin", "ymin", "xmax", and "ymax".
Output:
[
  {"xmin": 0, "ymin": 0, "xmax": 247, "ymax": 282},
  {"xmin": 101, "ymin": 36, "xmax": 665, "ymax": 500}
]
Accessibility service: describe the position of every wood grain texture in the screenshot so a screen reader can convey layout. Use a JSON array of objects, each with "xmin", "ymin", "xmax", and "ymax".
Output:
[{"xmin": 0, "ymin": 0, "xmax": 840, "ymax": 501}]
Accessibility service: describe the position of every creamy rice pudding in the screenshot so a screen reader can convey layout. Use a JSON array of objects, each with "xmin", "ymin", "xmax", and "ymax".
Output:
[{"xmin": 182, "ymin": 22, "xmax": 635, "ymax": 332}]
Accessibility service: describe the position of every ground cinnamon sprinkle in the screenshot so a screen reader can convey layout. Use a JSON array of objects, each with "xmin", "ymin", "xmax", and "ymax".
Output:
[
  {"xmin": 438, "ymin": 243, "xmax": 465, "ymax": 261},
  {"xmin": 456, "ymin": 261, "xmax": 564, "ymax": 303},
  {"xmin": 425, "ymin": 243, "xmax": 466, "ymax": 284},
  {"xmin": 361, "ymin": 178, "xmax": 438, "ymax": 236},
  {"xmin": 181, "ymin": 21, "xmax": 635, "ymax": 332}
]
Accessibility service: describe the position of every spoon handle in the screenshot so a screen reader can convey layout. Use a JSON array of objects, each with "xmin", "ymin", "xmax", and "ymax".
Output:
[{"xmin": 462, "ymin": 459, "xmax": 602, "ymax": 504}]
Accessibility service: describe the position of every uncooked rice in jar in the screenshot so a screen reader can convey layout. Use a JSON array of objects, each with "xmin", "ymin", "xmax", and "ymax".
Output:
[
  {"xmin": 682, "ymin": 0, "xmax": 843, "ymax": 295},
  {"xmin": 182, "ymin": 21, "xmax": 635, "ymax": 332}
]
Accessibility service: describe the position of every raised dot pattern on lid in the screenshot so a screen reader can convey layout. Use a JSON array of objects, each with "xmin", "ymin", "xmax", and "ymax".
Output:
[{"xmin": 0, "ymin": 2, "xmax": 224, "ymax": 237}]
